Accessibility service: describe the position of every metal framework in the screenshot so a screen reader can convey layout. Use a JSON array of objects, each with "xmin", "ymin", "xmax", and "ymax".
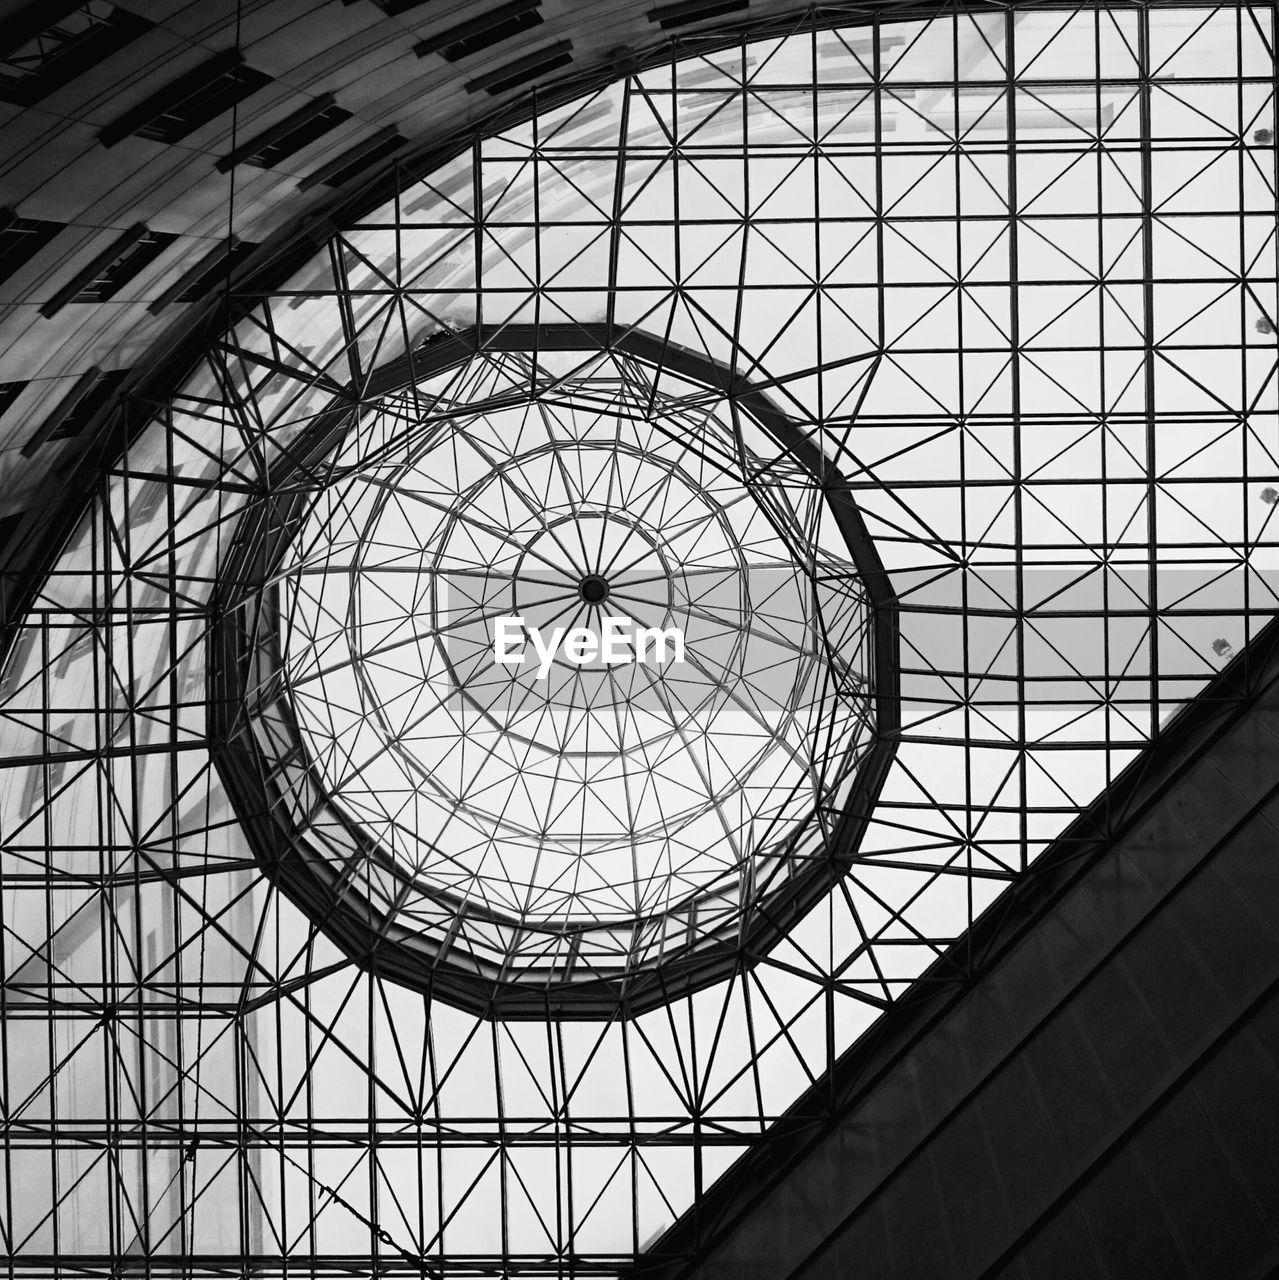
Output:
[
  {"xmin": 0, "ymin": 2, "xmax": 1276, "ymax": 1275},
  {"xmin": 211, "ymin": 322, "xmax": 893, "ymax": 1018}
]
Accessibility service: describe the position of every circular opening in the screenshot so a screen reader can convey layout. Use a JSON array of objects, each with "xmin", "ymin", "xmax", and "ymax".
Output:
[{"xmin": 216, "ymin": 333, "xmax": 892, "ymax": 1015}]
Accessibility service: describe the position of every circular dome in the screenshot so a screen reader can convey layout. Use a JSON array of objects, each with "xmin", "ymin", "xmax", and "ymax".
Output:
[{"xmin": 214, "ymin": 326, "xmax": 893, "ymax": 1015}]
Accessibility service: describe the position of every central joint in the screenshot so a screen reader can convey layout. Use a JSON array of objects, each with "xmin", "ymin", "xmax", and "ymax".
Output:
[{"xmin": 578, "ymin": 573, "xmax": 609, "ymax": 605}]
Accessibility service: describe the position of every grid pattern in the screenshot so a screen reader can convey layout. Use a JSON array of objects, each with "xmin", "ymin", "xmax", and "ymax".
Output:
[
  {"xmin": 216, "ymin": 335, "xmax": 879, "ymax": 1015},
  {"xmin": 0, "ymin": 3, "xmax": 1276, "ymax": 1274}
]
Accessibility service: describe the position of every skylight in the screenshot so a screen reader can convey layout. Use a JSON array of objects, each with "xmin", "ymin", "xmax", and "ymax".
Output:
[{"xmin": 0, "ymin": 5, "xmax": 1275, "ymax": 1272}]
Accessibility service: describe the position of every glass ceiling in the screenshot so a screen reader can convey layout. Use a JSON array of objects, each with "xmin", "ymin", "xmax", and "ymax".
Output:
[
  {"xmin": 218, "ymin": 333, "xmax": 881, "ymax": 1013},
  {"xmin": 0, "ymin": 3, "xmax": 1276, "ymax": 1272}
]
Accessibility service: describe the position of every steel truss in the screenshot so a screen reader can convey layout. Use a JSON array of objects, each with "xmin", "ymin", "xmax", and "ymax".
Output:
[
  {"xmin": 0, "ymin": 2, "xmax": 1276, "ymax": 1274},
  {"xmin": 212, "ymin": 322, "xmax": 894, "ymax": 1018}
]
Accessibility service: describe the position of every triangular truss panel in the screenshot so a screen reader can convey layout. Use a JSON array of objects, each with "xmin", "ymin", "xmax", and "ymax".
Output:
[{"xmin": 1, "ymin": 3, "xmax": 1276, "ymax": 1274}]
